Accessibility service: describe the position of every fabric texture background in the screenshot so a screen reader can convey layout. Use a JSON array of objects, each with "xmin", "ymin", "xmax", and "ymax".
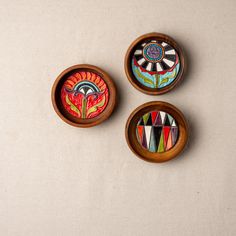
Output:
[{"xmin": 0, "ymin": 0, "xmax": 235, "ymax": 235}]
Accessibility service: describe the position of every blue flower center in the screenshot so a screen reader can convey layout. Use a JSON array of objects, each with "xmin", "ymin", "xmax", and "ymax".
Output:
[{"xmin": 143, "ymin": 43, "xmax": 163, "ymax": 62}]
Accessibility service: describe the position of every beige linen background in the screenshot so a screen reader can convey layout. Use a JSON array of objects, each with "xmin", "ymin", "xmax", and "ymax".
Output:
[{"xmin": 0, "ymin": 0, "xmax": 236, "ymax": 235}]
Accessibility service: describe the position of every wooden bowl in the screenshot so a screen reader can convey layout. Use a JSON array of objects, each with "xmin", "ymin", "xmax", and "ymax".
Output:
[
  {"xmin": 124, "ymin": 32, "xmax": 185, "ymax": 95},
  {"xmin": 51, "ymin": 64, "xmax": 116, "ymax": 127},
  {"xmin": 125, "ymin": 101, "xmax": 188, "ymax": 163}
]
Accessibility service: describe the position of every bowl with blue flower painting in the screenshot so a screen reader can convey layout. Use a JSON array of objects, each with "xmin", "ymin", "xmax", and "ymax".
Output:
[{"xmin": 125, "ymin": 33, "xmax": 185, "ymax": 95}]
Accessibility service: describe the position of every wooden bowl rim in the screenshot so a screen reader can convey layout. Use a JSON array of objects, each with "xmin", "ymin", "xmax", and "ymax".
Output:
[
  {"xmin": 51, "ymin": 64, "xmax": 116, "ymax": 128},
  {"xmin": 125, "ymin": 101, "xmax": 188, "ymax": 163},
  {"xmin": 124, "ymin": 32, "xmax": 186, "ymax": 95}
]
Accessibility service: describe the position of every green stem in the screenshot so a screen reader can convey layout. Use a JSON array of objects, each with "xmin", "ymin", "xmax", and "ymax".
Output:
[
  {"xmin": 155, "ymin": 74, "xmax": 159, "ymax": 88},
  {"xmin": 82, "ymin": 97, "xmax": 87, "ymax": 118}
]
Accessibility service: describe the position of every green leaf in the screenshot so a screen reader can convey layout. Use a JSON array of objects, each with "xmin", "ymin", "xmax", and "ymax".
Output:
[
  {"xmin": 87, "ymin": 95, "xmax": 106, "ymax": 115},
  {"xmin": 66, "ymin": 95, "xmax": 80, "ymax": 116},
  {"xmin": 134, "ymin": 68, "xmax": 154, "ymax": 86},
  {"xmin": 159, "ymin": 77, "xmax": 170, "ymax": 86},
  {"xmin": 159, "ymin": 68, "xmax": 177, "ymax": 86}
]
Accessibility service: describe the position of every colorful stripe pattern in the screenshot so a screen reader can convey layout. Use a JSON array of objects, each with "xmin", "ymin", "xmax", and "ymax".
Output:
[
  {"xmin": 61, "ymin": 71, "xmax": 109, "ymax": 119},
  {"xmin": 131, "ymin": 40, "xmax": 180, "ymax": 89},
  {"xmin": 136, "ymin": 111, "xmax": 179, "ymax": 153}
]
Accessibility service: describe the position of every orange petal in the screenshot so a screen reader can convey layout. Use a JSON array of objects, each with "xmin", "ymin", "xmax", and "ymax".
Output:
[
  {"xmin": 80, "ymin": 72, "xmax": 87, "ymax": 80},
  {"xmin": 74, "ymin": 73, "xmax": 82, "ymax": 82},
  {"xmin": 67, "ymin": 75, "xmax": 76, "ymax": 83},
  {"xmin": 86, "ymin": 72, "xmax": 91, "ymax": 81},
  {"xmin": 66, "ymin": 80, "xmax": 74, "ymax": 86},
  {"xmin": 100, "ymin": 84, "xmax": 107, "ymax": 90},
  {"xmin": 98, "ymin": 80, "xmax": 104, "ymax": 88},
  {"xmin": 95, "ymin": 75, "xmax": 101, "ymax": 84},
  {"xmin": 91, "ymin": 72, "xmax": 96, "ymax": 82}
]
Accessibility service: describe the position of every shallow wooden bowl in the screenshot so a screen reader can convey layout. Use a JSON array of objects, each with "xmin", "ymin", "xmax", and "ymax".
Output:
[
  {"xmin": 51, "ymin": 64, "xmax": 116, "ymax": 128},
  {"xmin": 125, "ymin": 101, "xmax": 188, "ymax": 163},
  {"xmin": 124, "ymin": 32, "xmax": 185, "ymax": 95}
]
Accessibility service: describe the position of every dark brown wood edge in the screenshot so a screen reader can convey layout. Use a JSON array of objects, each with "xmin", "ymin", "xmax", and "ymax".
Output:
[
  {"xmin": 125, "ymin": 101, "xmax": 188, "ymax": 163},
  {"xmin": 51, "ymin": 64, "xmax": 117, "ymax": 128},
  {"xmin": 124, "ymin": 32, "xmax": 186, "ymax": 95}
]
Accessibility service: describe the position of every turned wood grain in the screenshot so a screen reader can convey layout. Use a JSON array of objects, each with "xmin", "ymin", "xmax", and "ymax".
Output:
[
  {"xmin": 51, "ymin": 64, "xmax": 117, "ymax": 128},
  {"xmin": 125, "ymin": 101, "xmax": 188, "ymax": 163},
  {"xmin": 124, "ymin": 32, "xmax": 186, "ymax": 95}
]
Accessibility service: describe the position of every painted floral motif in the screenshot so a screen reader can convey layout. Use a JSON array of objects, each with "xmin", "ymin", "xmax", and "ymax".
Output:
[
  {"xmin": 61, "ymin": 71, "xmax": 109, "ymax": 119},
  {"xmin": 132, "ymin": 40, "xmax": 180, "ymax": 89}
]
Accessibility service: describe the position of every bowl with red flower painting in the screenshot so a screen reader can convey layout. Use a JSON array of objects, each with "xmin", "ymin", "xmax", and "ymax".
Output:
[
  {"xmin": 125, "ymin": 101, "xmax": 188, "ymax": 163},
  {"xmin": 51, "ymin": 64, "xmax": 116, "ymax": 127},
  {"xmin": 125, "ymin": 33, "xmax": 185, "ymax": 95}
]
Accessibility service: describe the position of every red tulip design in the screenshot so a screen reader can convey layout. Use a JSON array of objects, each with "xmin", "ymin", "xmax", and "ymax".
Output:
[{"xmin": 61, "ymin": 71, "xmax": 109, "ymax": 119}]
